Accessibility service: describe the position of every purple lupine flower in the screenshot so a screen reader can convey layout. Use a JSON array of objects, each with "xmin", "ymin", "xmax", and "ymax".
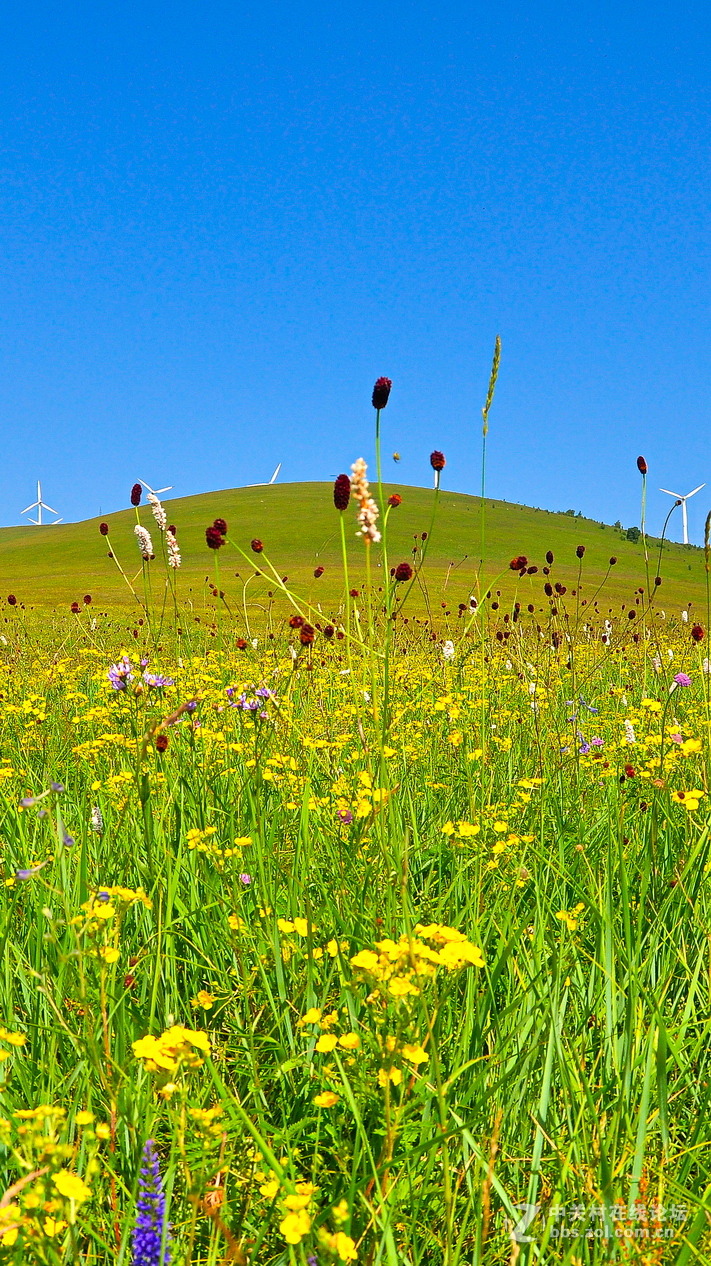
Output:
[
  {"xmin": 673, "ymin": 673, "xmax": 691, "ymax": 687},
  {"xmin": 579, "ymin": 742, "xmax": 591, "ymax": 755},
  {"xmin": 15, "ymin": 864, "xmax": 47, "ymax": 880},
  {"xmin": 50, "ymin": 782, "xmax": 64, "ymax": 792},
  {"xmin": 132, "ymin": 1139, "xmax": 171, "ymax": 1266}
]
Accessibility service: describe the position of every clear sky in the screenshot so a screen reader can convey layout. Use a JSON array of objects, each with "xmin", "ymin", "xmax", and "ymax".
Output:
[{"xmin": 1, "ymin": 1, "xmax": 708, "ymax": 541}]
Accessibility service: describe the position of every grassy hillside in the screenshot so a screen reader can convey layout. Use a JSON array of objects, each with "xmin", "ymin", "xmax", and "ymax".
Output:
[{"xmin": 1, "ymin": 481, "xmax": 707, "ymax": 620}]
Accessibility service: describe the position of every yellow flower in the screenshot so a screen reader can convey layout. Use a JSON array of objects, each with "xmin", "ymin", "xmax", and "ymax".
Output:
[
  {"xmin": 95, "ymin": 1122, "xmax": 110, "ymax": 1140},
  {"xmin": 388, "ymin": 977, "xmax": 419, "ymax": 997},
  {"xmin": 333, "ymin": 1231, "xmax": 358, "ymax": 1261},
  {"xmin": 315, "ymin": 1034, "xmax": 338, "ymax": 1053},
  {"xmin": 298, "ymin": 1007, "xmax": 322, "ymax": 1027},
  {"xmin": 338, "ymin": 1032, "xmax": 360, "ymax": 1050},
  {"xmin": 43, "ymin": 1217, "xmax": 67, "ymax": 1237},
  {"xmin": 192, "ymin": 990, "xmax": 215, "ymax": 1009},
  {"xmin": 277, "ymin": 919, "xmax": 296, "ymax": 934},
  {"xmin": 75, "ymin": 1111, "xmax": 94, "ymax": 1125},
  {"xmin": 378, "ymin": 1066, "xmax": 402, "ymax": 1087},
  {"xmin": 350, "ymin": 950, "xmax": 379, "ymax": 972},
  {"xmin": 293, "ymin": 917, "xmax": 315, "ymax": 937},
  {"xmin": 401, "ymin": 1043, "xmax": 429, "ymax": 1065},
  {"xmin": 99, "ymin": 946, "xmax": 120, "ymax": 964},
  {"xmin": 280, "ymin": 1209, "xmax": 311, "ymax": 1244},
  {"xmin": 52, "ymin": 1170, "xmax": 92, "ymax": 1204},
  {"xmin": 284, "ymin": 1194, "xmax": 312, "ymax": 1211},
  {"xmin": 313, "ymin": 1091, "xmax": 339, "ymax": 1107},
  {"xmin": 0, "ymin": 1029, "xmax": 26, "ymax": 1047},
  {"xmin": 259, "ymin": 1178, "xmax": 280, "ymax": 1199}
]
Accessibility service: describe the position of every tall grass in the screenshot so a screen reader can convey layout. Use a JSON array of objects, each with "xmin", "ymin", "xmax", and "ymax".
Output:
[{"xmin": 0, "ymin": 377, "xmax": 708, "ymax": 1265}]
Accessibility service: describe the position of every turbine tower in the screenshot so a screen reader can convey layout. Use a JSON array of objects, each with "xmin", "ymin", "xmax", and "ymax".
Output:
[
  {"xmin": 22, "ymin": 481, "xmax": 63, "ymax": 525},
  {"xmin": 659, "ymin": 483, "xmax": 705, "ymax": 545}
]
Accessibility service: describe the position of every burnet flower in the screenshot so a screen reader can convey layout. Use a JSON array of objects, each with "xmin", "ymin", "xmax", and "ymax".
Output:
[
  {"xmin": 147, "ymin": 493, "xmax": 167, "ymax": 532},
  {"xmin": 350, "ymin": 458, "xmax": 381, "ymax": 544},
  {"xmin": 166, "ymin": 529, "xmax": 181, "ymax": 569},
  {"xmin": 134, "ymin": 525, "xmax": 154, "ymax": 560}
]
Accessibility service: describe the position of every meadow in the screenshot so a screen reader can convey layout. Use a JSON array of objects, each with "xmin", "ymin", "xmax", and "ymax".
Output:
[{"xmin": 0, "ymin": 386, "xmax": 710, "ymax": 1265}]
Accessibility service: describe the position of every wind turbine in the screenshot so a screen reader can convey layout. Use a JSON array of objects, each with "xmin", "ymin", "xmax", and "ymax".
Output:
[
  {"xmin": 139, "ymin": 479, "xmax": 173, "ymax": 497},
  {"xmin": 247, "ymin": 463, "xmax": 282, "ymax": 487},
  {"xmin": 22, "ymin": 481, "xmax": 63, "ymax": 525},
  {"xmin": 659, "ymin": 483, "xmax": 706, "ymax": 544}
]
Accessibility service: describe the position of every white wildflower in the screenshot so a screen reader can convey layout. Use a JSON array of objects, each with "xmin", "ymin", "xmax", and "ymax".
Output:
[
  {"xmin": 703, "ymin": 658, "xmax": 710, "ymax": 674},
  {"xmin": 166, "ymin": 528, "xmax": 181, "ymax": 569},
  {"xmin": 134, "ymin": 525, "xmax": 153, "ymax": 560},
  {"xmin": 652, "ymin": 654, "xmax": 662, "ymax": 673},
  {"xmin": 90, "ymin": 806, "xmax": 104, "ymax": 833},
  {"xmin": 147, "ymin": 492, "xmax": 167, "ymax": 532},
  {"xmin": 624, "ymin": 720, "xmax": 636, "ymax": 743},
  {"xmin": 251, "ymin": 638, "xmax": 258, "ymax": 649},
  {"xmin": 667, "ymin": 648, "xmax": 674, "ymax": 660},
  {"xmin": 681, "ymin": 610, "xmax": 688, "ymax": 623},
  {"xmin": 442, "ymin": 640, "xmax": 455, "ymax": 661},
  {"xmin": 350, "ymin": 458, "xmax": 381, "ymax": 544}
]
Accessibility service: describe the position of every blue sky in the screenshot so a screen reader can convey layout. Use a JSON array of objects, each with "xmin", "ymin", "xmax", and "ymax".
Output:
[{"xmin": 1, "ymin": 1, "xmax": 708, "ymax": 540}]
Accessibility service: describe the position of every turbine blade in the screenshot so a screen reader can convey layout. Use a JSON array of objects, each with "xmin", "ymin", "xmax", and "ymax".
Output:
[
  {"xmin": 41, "ymin": 503, "xmax": 57, "ymax": 514},
  {"xmin": 270, "ymin": 463, "xmax": 282, "ymax": 483},
  {"xmin": 22, "ymin": 502, "xmax": 39, "ymax": 513},
  {"xmin": 685, "ymin": 484, "xmax": 706, "ymax": 498},
  {"xmin": 659, "ymin": 489, "xmax": 682, "ymax": 498}
]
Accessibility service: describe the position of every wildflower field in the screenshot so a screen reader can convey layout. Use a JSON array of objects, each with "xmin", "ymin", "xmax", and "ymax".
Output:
[{"xmin": 1, "ymin": 381, "xmax": 711, "ymax": 1265}]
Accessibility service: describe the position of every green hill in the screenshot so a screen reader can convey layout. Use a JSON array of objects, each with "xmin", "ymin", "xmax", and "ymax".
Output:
[{"xmin": 1, "ymin": 482, "xmax": 707, "ymax": 621}]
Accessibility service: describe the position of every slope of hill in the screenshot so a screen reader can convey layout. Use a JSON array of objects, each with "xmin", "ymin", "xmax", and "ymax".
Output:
[{"xmin": 1, "ymin": 482, "xmax": 707, "ymax": 619}]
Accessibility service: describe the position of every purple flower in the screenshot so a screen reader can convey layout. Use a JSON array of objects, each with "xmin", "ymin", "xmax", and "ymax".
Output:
[
  {"xmin": 239, "ymin": 873, "xmax": 252, "ymax": 885},
  {"xmin": 109, "ymin": 656, "xmax": 134, "ymax": 691},
  {"xmin": 143, "ymin": 672, "xmax": 174, "ymax": 689},
  {"xmin": 591, "ymin": 737, "xmax": 604, "ymax": 747},
  {"xmin": 15, "ymin": 864, "xmax": 47, "ymax": 880},
  {"xmin": 62, "ymin": 832, "xmax": 75, "ymax": 847},
  {"xmin": 132, "ymin": 1139, "xmax": 171, "ymax": 1266},
  {"xmin": 19, "ymin": 796, "xmax": 38, "ymax": 808},
  {"xmin": 337, "ymin": 810, "xmax": 354, "ymax": 825},
  {"xmin": 673, "ymin": 673, "xmax": 691, "ymax": 687},
  {"xmin": 50, "ymin": 782, "xmax": 64, "ymax": 793},
  {"xmin": 579, "ymin": 743, "xmax": 591, "ymax": 755}
]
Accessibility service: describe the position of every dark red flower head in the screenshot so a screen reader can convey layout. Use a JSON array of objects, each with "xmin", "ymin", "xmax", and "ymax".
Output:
[
  {"xmin": 168, "ymin": 524, "xmax": 176, "ymax": 536},
  {"xmin": 333, "ymin": 474, "xmax": 351, "ymax": 511},
  {"xmin": 83, "ymin": 594, "xmax": 92, "ymax": 605},
  {"xmin": 130, "ymin": 483, "xmax": 142, "ymax": 506},
  {"xmin": 236, "ymin": 637, "xmax": 248, "ymax": 649},
  {"xmin": 71, "ymin": 602, "xmax": 80, "ymax": 613},
  {"xmin": 388, "ymin": 494, "xmax": 402, "ymax": 507},
  {"xmin": 314, "ymin": 566, "xmax": 324, "ymax": 578},
  {"xmin": 624, "ymin": 764, "xmax": 636, "ymax": 779},
  {"xmin": 394, "ymin": 562, "xmax": 413, "ymax": 582},
  {"xmin": 299, "ymin": 623, "xmax": 315, "ymax": 645},
  {"xmin": 576, "ymin": 545, "xmax": 585, "ymax": 559},
  {"xmin": 323, "ymin": 624, "xmax": 335, "ymax": 639},
  {"xmin": 637, "ymin": 456, "xmax": 648, "ymax": 475},
  {"xmin": 250, "ymin": 539, "xmax": 264, "ymax": 553},
  {"xmin": 372, "ymin": 377, "xmax": 392, "ymax": 409},
  {"xmin": 691, "ymin": 623, "xmax": 705, "ymax": 642},
  {"xmin": 212, "ymin": 518, "xmax": 228, "ymax": 535},
  {"xmin": 205, "ymin": 525, "xmax": 225, "ymax": 550},
  {"xmin": 509, "ymin": 555, "xmax": 528, "ymax": 572},
  {"xmin": 609, "ymin": 556, "xmax": 617, "ymax": 565},
  {"xmin": 156, "ymin": 734, "xmax": 169, "ymax": 753},
  {"xmin": 99, "ymin": 522, "xmax": 109, "ymax": 536},
  {"xmin": 7, "ymin": 595, "xmax": 16, "ymax": 606},
  {"xmin": 546, "ymin": 550, "xmax": 554, "ymax": 565},
  {"xmin": 430, "ymin": 451, "xmax": 446, "ymax": 472},
  {"xmin": 289, "ymin": 615, "xmax": 304, "ymax": 628}
]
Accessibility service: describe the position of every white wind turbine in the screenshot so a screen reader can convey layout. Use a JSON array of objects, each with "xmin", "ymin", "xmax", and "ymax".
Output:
[
  {"xmin": 659, "ymin": 483, "xmax": 706, "ymax": 544},
  {"xmin": 22, "ymin": 481, "xmax": 63, "ymax": 525},
  {"xmin": 247, "ymin": 463, "xmax": 282, "ymax": 487},
  {"xmin": 139, "ymin": 479, "xmax": 173, "ymax": 497}
]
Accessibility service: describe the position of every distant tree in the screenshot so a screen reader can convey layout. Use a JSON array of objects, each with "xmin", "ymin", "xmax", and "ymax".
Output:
[
  {"xmin": 565, "ymin": 509, "xmax": 575, "ymax": 517},
  {"xmin": 614, "ymin": 520, "xmax": 622, "ymax": 529},
  {"xmin": 625, "ymin": 526, "xmax": 641, "ymax": 543}
]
